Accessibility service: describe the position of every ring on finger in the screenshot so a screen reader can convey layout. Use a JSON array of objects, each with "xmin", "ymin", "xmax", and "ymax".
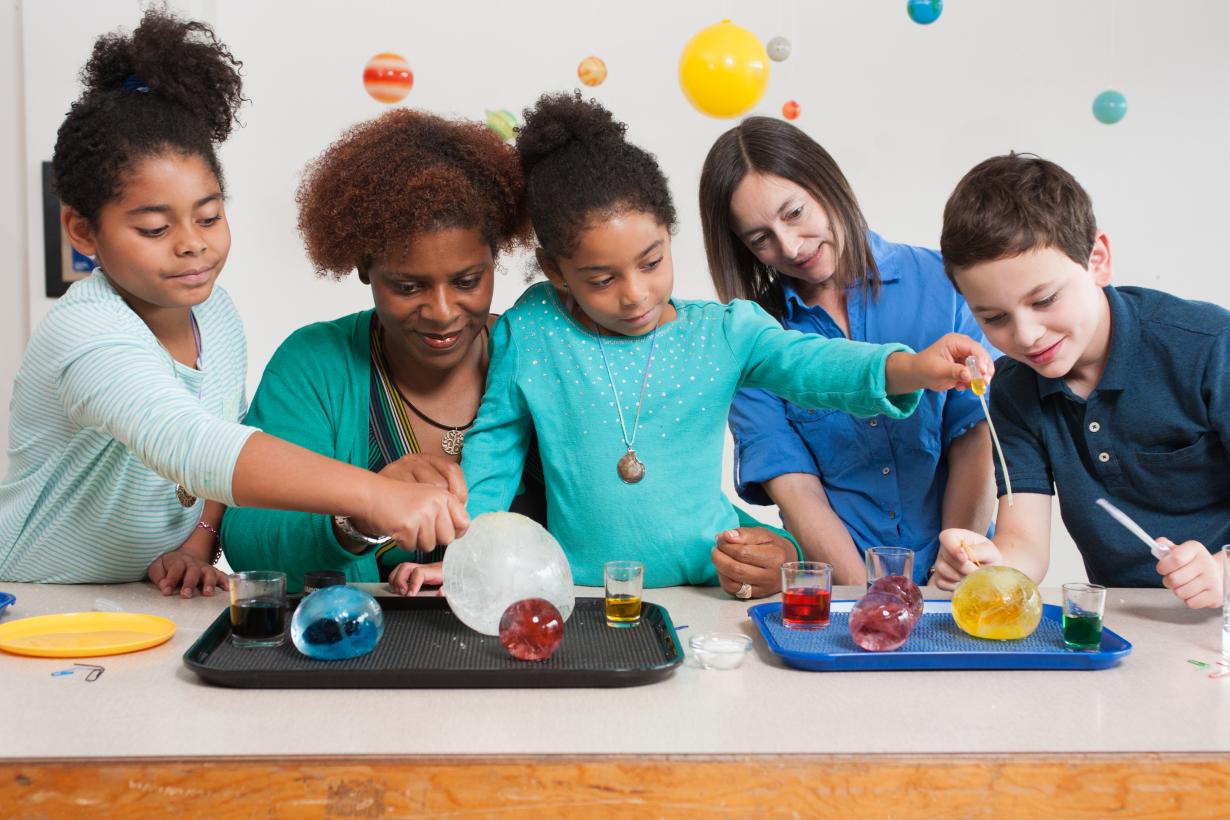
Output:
[{"xmin": 735, "ymin": 582, "xmax": 753, "ymax": 600}]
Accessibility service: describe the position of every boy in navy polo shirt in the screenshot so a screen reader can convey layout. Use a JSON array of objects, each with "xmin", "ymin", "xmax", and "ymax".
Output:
[{"xmin": 932, "ymin": 153, "xmax": 1227, "ymax": 607}]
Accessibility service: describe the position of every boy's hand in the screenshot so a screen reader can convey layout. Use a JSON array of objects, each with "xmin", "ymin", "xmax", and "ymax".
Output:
[
  {"xmin": 1156, "ymin": 538, "xmax": 1223, "ymax": 609},
  {"xmin": 886, "ymin": 333, "xmax": 995, "ymax": 394},
  {"xmin": 147, "ymin": 549, "xmax": 229, "ymax": 598},
  {"xmin": 932, "ymin": 528, "xmax": 1002, "ymax": 590},
  {"xmin": 388, "ymin": 561, "xmax": 444, "ymax": 596},
  {"xmin": 711, "ymin": 527, "xmax": 797, "ymax": 599}
]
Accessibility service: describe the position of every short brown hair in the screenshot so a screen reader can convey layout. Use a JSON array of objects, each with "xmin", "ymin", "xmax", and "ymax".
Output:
[
  {"xmin": 297, "ymin": 108, "xmax": 530, "ymax": 279},
  {"xmin": 699, "ymin": 117, "xmax": 878, "ymax": 319},
  {"xmin": 940, "ymin": 153, "xmax": 1097, "ymax": 287}
]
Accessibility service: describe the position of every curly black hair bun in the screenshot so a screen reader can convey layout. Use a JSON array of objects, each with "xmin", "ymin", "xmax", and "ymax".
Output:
[
  {"xmin": 53, "ymin": 7, "xmax": 246, "ymax": 221},
  {"xmin": 516, "ymin": 91, "xmax": 676, "ymax": 258},
  {"xmin": 516, "ymin": 90, "xmax": 626, "ymax": 177}
]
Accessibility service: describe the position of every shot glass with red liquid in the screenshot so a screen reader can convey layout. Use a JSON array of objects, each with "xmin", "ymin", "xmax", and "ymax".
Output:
[{"xmin": 780, "ymin": 561, "xmax": 832, "ymax": 629}]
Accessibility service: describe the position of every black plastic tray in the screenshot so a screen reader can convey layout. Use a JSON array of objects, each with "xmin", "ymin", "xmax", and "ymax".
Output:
[{"xmin": 183, "ymin": 596, "xmax": 683, "ymax": 688}]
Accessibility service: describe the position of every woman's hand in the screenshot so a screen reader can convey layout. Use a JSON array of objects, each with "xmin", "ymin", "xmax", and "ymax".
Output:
[
  {"xmin": 886, "ymin": 333, "xmax": 995, "ymax": 394},
  {"xmin": 147, "ymin": 548, "xmax": 229, "ymax": 598},
  {"xmin": 377, "ymin": 453, "xmax": 468, "ymax": 503},
  {"xmin": 388, "ymin": 561, "xmax": 444, "ymax": 596},
  {"xmin": 356, "ymin": 478, "xmax": 470, "ymax": 554},
  {"xmin": 711, "ymin": 527, "xmax": 797, "ymax": 599}
]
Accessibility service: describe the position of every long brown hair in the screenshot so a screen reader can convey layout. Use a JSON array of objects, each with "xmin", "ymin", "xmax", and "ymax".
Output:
[{"xmin": 698, "ymin": 117, "xmax": 878, "ymax": 319}]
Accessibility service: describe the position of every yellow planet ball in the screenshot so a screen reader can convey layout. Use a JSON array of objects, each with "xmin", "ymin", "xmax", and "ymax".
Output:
[
  {"xmin": 951, "ymin": 566, "xmax": 1043, "ymax": 640},
  {"xmin": 678, "ymin": 19, "xmax": 770, "ymax": 118}
]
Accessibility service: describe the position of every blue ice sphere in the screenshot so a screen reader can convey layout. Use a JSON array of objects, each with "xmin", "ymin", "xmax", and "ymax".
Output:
[{"xmin": 291, "ymin": 585, "xmax": 384, "ymax": 660}]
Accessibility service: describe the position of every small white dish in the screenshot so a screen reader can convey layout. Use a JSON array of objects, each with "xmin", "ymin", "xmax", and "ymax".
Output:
[{"xmin": 689, "ymin": 632, "xmax": 753, "ymax": 670}]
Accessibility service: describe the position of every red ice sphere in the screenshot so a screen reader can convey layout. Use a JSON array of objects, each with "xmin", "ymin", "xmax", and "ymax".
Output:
[
  {"xmin": 849, "ymin": 592, "xmax": 915, "ymax": 651},
  {"xmin": 498, "ymin": 598, "xmax": 564, "ymax": 661},
  {"xmin": 868, "ymin": 575, "xmax": 924, "ymax": 623}
]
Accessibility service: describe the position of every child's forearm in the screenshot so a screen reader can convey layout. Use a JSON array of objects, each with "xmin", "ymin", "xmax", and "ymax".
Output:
[
  {"xmin": 176, "ymin": 500, "xmax": 225, "ymax": 563},
  {"xmin": 230, "ymin": 432, "xmax": 381, "ymax": 519}
]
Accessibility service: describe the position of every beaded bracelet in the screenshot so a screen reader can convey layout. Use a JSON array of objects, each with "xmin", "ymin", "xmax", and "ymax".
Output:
[{"xmin": 196, "ymin": 521, "xmax": 222, "ymax": 566}]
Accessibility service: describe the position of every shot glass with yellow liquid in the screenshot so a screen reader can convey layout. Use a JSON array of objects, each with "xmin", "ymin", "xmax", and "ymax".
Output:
[{"xmin": 604, "ymin": 560, "xmax": 644, "ymax": 628}]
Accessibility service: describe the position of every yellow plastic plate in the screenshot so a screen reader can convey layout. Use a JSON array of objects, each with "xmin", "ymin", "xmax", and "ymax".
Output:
[{"xmin": 0, "ymin": 612, "xmax": 176, "ymax": 658}]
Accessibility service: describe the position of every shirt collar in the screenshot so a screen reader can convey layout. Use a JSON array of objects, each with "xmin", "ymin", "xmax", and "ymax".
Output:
[
  {"xmin": 780, "ymin": 231, "xmax": 900, "ymax": 321},
  {"xmin": 1036, "ymin": 285, "xmax": 1130, "ymax": 399}
]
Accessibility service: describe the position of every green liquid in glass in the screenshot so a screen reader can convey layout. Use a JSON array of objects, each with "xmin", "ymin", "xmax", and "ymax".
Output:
[{"xmin": 1062, "ymin": 612, "xmax": 1102, "ymax": 649}]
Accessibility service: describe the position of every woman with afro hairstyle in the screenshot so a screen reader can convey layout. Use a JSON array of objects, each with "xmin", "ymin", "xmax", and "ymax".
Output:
[
  {"xmin": 460, "ymin": 92, "xmax": 993, "ymax": 595},
  {"xmin": 698, "ymin": 118, "xmax": 997, "ymax": 586},
  {"xmin": 222, "ymin": 108, "xmax": 542, "ymax": 594},
  {"xmin": 0, "ymin": 10, "xmax": 465, "ymax": 593}
]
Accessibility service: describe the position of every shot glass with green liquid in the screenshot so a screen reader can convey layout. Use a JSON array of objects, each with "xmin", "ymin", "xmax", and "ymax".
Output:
[{"xmin": 1062, "ymin": 583, "xmax": 1106, "ymax": 650}]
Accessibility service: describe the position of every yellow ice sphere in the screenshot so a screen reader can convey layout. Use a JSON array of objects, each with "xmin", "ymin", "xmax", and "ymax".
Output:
[{"xmin": 951, "ymin": 566, "xmax": 1042, "ymax": 640}]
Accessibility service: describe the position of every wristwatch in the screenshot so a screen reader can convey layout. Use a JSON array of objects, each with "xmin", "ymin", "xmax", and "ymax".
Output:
[{"xmin": 332, "ymin": 515, "xmax": 392, "ymax": 549}]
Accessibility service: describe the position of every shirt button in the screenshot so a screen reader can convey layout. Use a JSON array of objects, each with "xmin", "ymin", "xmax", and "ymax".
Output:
[
  {"xmin": 869, "ymin": 419, "xmax": 879, "ymax": 427},
  {"xmin": 1089, "ymin": 421, "xmax": 1101, "ymax": 433},
  {"xmin": 1098, "ymin": 451, "xmax": 1110, "ymax": 463},
  {"xmin": 888, "ymin": 511, "xmax": 896, "ymax": 519},
  {"xmin": 882, "ymin": 466, "xmax": 892, "ymax": 476}
]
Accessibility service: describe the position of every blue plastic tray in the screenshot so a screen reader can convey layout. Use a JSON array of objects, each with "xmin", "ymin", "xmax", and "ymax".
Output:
[
  {"xmin": 0, "ymin": 592, "xmax": 14, "ymax": 616},
  {"xmin": 749, "ymin": 600, "xmax": 1132, "ymax": 671}
]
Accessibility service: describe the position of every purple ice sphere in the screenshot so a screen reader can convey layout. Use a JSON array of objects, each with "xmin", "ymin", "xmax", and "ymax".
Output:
[
  {"xmin": 868, "ymin": 574, "xmax": 924, "ymax": 623},
  {"xmin": 498, "ymin": 598, "xmax": 564, "ymax": 661},
  {"xmin": 849, "ymin": 592, "xmax": 915, "ymax": 651}
]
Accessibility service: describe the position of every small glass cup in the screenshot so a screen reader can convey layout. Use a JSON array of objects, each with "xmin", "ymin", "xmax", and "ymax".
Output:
[
  {"xmin": 1221, "ymin": 545, "xmax": 1229, "ymax": 662},
  {"xmin": 229, "ymin": 570, "xmax": 288, "ymax": 648},
  {"xmin": 865, "ymin": 547, "xmax": 914, "ymax": 588},
  {"xmin": 780, "ymin": 561, "xmax": 832, "ymax": 629},
  {"xmin": 1062, "ymin": 582, "xmax": 1107, "ymax": 650},
  {"xmin": 604, "ymin": 560, "xmax": 643, "ymax": 628}
]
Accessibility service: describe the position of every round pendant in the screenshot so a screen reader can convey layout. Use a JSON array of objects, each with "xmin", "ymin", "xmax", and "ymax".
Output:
[
  {"xmin": 175, "ymin": 484, "xmax": 197, "ymax": 508},
  {"xmin": 617, "ymin": 450, "xmax": 645, "ymax": 484},
  {"xmin": 441, "ymin": 429, "xmax": 464, "ymax": 456}
]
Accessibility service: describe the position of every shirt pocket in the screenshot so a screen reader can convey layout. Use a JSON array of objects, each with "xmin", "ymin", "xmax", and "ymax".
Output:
[
  {"xmin": 786, "ymin": 404, "xmax": 871, "ymax": 484},
  {"xmin": 1129, "ymin": 432, "xmax": 1230, "ymax": 511}
]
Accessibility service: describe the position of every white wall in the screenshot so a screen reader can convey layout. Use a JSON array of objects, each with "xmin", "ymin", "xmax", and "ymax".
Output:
[
  {"xmin": 11, "ymin": 0, "xmax": 1230, "ymax": 585},
  {"xmin": 1, "ymin": 0, "xmax": 29, "ymax": 479}
]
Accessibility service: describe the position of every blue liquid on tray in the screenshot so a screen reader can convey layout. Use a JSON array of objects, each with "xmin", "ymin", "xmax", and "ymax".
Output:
[{"xmin": 290, "ymin": 586, "xmax": 384, "ymax": 661}]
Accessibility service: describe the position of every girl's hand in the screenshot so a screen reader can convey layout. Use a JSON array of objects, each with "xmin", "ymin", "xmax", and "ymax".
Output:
[
  {"xmin": 886, "ymin": 333, "xmax": 995, "ymax": 394},
  {"xmin": 358, "ymin": 478, "xmax": 470, "ymax": 553},
  {"xmin": 931, "ymin": 528, "xmax": 1002, "ymax": 590},
  {"xmin": 711, "ymin": 527, "xmax": 797, "ymax": 599},
  {"xmin": 1156, "ymin": 538, "xmax": 1224, "ymax": 609},
  {"xmin": 147, "ymin": 549, "xmax": 229, "ymax": 598},
  {"xmin": 388, "ymin": 561, "xmax": 444, "ymax": 596}
]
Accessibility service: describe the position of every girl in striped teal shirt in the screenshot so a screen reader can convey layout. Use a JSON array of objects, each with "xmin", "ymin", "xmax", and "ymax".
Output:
[{"xmin": 0, "ymin": 10, "xmax": 468, "ymax": 593}]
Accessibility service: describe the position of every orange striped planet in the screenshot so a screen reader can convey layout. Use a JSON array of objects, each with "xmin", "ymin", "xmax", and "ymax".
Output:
[
  {"xmin": 577, "ymin": 56, "xmax": 607, "ymax": 87},
  {"xmin": 363, "ymin": 52, "xmax": 414, "ymax": 104}
]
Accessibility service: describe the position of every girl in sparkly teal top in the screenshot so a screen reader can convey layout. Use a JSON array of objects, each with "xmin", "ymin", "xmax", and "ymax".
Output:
[{"xmin": 461, "ymin": 92, "xmax": 993, "ymax": 591}]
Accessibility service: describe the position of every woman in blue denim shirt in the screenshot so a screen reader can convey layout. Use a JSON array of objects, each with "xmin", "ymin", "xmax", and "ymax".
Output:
[{"xmin": 699, "ymin": 117, "xmax": 996, "ymax": 586}]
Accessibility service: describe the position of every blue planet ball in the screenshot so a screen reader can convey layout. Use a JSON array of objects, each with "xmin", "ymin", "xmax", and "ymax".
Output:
[
  {"xmin": 291, "ymin": 585, "xmax": 384, "ymax": 661},
  {"xmin": 1092, "ymin": 90, "xmax": 1128, "ymax": 125},
  {"xmin": 907, "ymin": 0, "xmax": 943, "ymax": 25}
]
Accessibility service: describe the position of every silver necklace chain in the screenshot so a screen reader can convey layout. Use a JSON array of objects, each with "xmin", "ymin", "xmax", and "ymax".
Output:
[{"xmin": 595, "ymin": 321, "xmax": 659, "ymax": 451}]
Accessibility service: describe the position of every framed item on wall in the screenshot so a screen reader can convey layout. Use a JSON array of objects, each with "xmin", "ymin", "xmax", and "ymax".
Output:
[{"xmin": 42, "ymin": 161, "xmax": 95, "ymax": 298}]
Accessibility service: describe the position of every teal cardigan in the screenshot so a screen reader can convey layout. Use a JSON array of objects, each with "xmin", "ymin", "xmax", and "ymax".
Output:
[{"xmin": 222, "ymin": 310, "xmax": 800, "ymax": 592}]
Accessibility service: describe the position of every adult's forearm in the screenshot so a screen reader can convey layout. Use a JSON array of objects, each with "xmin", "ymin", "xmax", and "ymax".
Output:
[
  {"xmin": 942, "ymin": 422, "xmax": 996, "ymax": 535},
  {"xmin": 766, "ymin": 474, "xmax": 866, "ymax": 585}
]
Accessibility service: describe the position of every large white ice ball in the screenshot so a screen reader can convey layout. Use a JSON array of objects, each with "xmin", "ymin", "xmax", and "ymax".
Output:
[{"xmin": 442, "ymin": 512, "xmax": 574, "ymax": 636}]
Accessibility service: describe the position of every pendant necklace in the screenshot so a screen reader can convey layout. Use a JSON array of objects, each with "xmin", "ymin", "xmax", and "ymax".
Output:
[
  {"xmin": 595, "ymin": 319, "xmax": 660, "ymax": 484},
  {"xmin": 380, "ymin": 327, "xmax": 483, "ymax": 456},
  {"xmin": 175, "ymin": 313, "xmax": 204, "ymax": 508}
]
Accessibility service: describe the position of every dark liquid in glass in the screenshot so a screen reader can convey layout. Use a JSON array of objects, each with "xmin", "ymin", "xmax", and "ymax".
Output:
[{"xmin": 230, "ymin": 600, "xmax": 287, "ymax": 640}]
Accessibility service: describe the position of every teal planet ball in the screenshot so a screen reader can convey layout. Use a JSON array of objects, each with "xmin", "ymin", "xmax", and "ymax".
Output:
[
  {"xmin": 1093, "ymin": 90, "xmax": 1128, "ymax": 124},
  {"xmin": 907, "ymin": 0, "xmax": 943, "ymax": 25}
]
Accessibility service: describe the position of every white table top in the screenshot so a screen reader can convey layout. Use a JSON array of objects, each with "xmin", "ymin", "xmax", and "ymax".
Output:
[{"xmin": 0, "ymin": 582, "xmax": 1226, "ymax": 759}]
